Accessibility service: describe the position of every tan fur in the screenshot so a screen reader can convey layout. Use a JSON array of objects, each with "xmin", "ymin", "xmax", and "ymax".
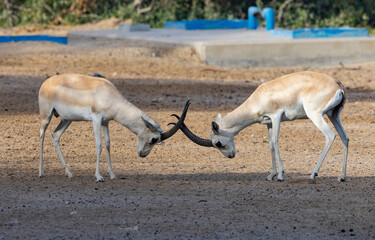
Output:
[
  {"xmin": 211, "ymin": 71, "xmax": 348, "ymax": 182},
  {"xmin": 252, "ymin": 71, "xmax": 342, "ymax": 116},
  {"xmin": 39, "ymin": 74, "xmax": 122, "ymax": 108},
  {"xmin": 220, "ymin": 71, "xmax": 344, "ymax": 132},
  {"xmin": 38, "ymin": 73, "xmax": 167, "ymax": 182}
]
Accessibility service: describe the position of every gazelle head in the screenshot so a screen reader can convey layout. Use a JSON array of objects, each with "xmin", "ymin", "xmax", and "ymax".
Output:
[
  {"xmin": 210, "ymin": 114, "xmax": 236, "ymax": 158},
  {"xmin": 137, "ymin": 117, "xmax": 163, "ymax": 157},
  {"xmin": 137, "ymin": 100, "xmax": 191, "ymax": 158},
  {"xmin": 170, "ymin": 113, "xmax": 236, "ymax": 158}
]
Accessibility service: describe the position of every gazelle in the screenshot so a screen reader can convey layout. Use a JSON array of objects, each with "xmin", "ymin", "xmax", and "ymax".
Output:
[
  {"xmin": 171, "ymin": 71, "xmax": 349, "ymax": 182},
  {"xmin": 39, "ymin": 74, "xmax": 190, "ymax": 182}
]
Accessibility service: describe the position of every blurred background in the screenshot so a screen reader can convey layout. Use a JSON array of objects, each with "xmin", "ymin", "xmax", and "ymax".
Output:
[{"xmin": 1, "ymin": 0, "xmax": 375, "ymax": 32}]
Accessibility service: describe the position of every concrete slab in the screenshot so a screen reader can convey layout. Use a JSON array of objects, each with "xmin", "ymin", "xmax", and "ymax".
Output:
[
  {"xmin": 68, "ymin": 28, "xmax": 375, "ymax": 67},
  {"xmin": 118, "ymin": 24, "xmax": 150, "ymax": 32}
]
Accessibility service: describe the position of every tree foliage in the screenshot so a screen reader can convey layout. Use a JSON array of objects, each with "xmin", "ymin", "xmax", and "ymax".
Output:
[{"xmin": 1, "ymin": 0, "xmax": 374, "ymax": 30}]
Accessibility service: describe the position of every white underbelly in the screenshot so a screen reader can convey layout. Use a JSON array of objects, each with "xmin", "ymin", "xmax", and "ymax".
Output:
[
  {"xmin": 282, "ymin": 107, "xmax": 308, "ymax": 121},
  {"xmin": 53, "ymin": 103, "xmax": 92, "ymax": 121},
  {"xmin": 260, "ymin": 105, "xmax": 308, "ymax": 124}
]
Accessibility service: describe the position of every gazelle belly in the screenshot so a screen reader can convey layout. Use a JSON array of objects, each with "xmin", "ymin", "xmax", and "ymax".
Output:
[
  {"xmin": 281, "ymin": 104, "xmax": 308, "ymax": 122},
  {"xmin": 53, "ymin": 102, "xmax": 92, "ymax": 121}
]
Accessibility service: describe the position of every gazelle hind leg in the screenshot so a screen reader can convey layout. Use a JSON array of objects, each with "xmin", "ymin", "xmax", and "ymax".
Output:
[
  {"xmin": 328, "ymin": 112, "xmax": 349, "ymax": 182},
  {"xmin": 266, "ymin": 124, "xmax": 277, "ymax": 181},
  {"xmin": 51, "ymin": 119, "xmax": 73, "ymax": 178},
  {"xmin": 39, "ymin": 116, "xmax": 52, "ymax": 178},
  {"xmin": 308, "ymin": 114, "xmax": 336, "ymax": 180},
  {"xmin": 102, "ymin": 121, "xmax": 116, "ymax": 179}
]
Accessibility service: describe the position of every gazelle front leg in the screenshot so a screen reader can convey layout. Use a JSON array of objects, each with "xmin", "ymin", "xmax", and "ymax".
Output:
[
  {"xmin": 266, "ymin": 123, "xmax": 277, "ymax": 181},
  {"xmin": 102, "ymin": 121, "xmax": 117, "ymax": 179},
  {"xmin": 270, "ymin": 110, "xmax": 285, "ymax": 181},
  {"xmin": 92, "ymin": 116, "xmax": 105, "ymax": 182},
  {"xmin": 39, "ymin": 116, "xmax": 51, "ymax": 178}
]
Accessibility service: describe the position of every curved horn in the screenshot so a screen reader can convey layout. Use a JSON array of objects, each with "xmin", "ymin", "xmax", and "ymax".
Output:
[
  {"xmin": 170, "ymin": 115, "xmax": 213, "ymax": 147},
  {"xmin": 160, "ymin": 100, "xmax": 191, "ymax": 141}
]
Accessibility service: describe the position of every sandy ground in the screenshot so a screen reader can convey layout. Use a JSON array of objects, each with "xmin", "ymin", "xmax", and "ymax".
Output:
[{"xmin": 1, "ymin": 22, "xmax": 375, "ymax": 239}]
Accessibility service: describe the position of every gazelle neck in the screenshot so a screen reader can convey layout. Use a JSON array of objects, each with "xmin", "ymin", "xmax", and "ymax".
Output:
[
  {"xmin": 219, "ymin": 103, "xmax": 258, "ymax": 135},
  {"xmin": 113, "ymin": 100, "xmax": 145, "ymax": 135}
]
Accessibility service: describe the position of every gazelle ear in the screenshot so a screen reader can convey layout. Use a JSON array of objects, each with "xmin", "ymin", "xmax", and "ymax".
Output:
[
  {"xmin": 211, "ymin": 121, "xmax": 220, "ymax": 134},
  {"xmin": 215, "ymin": 113, "xmax": 222, "ymax": 123},
  {"xmin": 142, "ymin": 117, "xmax": 158, "ymax": 132}
]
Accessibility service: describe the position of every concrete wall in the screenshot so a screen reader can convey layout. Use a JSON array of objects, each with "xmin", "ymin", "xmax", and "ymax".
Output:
[
  {"xmin": 201, "ymin": 37, "xmax": 375, "ymax": 67},
  {"xmin": 68, "ymin": 29, "xmax": 375, "ymax": 68}
]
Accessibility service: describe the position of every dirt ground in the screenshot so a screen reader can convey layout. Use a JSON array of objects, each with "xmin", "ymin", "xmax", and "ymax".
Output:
[{"xmin": 1, "ymin": 22, "xmax": 375, "ymax": 239}]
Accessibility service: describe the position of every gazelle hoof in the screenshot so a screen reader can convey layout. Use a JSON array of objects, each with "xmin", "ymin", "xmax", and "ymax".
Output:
[
  {"xmin": 110, "ymin": 175, "xmax": 117, "ymax": 180},
  {"xmin": 277, "ymin": 178, "xmax": 284, "ymax": 182},
  {"xmin": 66, "ymin": 172, "xmax": 73, "ymax": 179},
  {"xmin": 96, "ymin": 178, "xmax": 105, "ymax": 183},
  {"xmin": 338, "ymin": 177, "xmax": 346, "ymax": 182},
  {"xmin": 108, "ymin": 172, "xmax": 117, "ymax": 180},
  {"xmin": 310, "ymin": 172, "xmax": 318, "ymax": 180},
  {"xmin": 266, "ymin": 173, "xmax": 277, "ymax": 181}
]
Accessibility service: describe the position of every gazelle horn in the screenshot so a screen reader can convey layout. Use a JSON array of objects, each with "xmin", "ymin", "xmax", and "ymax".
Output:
[
  {"xmin": 169, "ymin": 114, "xmax": 213, "ymax": 147},
  {"xmin": 160, "ymin": 100, "xmax": 191, "ymax": 141}
]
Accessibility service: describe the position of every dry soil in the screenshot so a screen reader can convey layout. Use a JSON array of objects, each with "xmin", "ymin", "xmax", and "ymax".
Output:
[{"xmin": 0, "ymin": 22, "xmax": 375, "ymax": 239}]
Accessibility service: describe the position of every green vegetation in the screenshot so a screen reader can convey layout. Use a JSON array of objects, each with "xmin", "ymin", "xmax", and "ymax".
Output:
[{"xmin": 1, "ymin": 0, "xmax": 375, "ymax": 31}]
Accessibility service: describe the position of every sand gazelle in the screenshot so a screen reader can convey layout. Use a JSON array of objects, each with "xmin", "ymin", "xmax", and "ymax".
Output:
[
  {"xmin": 39, "ymin": 74, "xmax": 190, "ymax": 182},
  {"xmin": 171, "ymin": 71, "xmax": 349, "ymax": 182}
]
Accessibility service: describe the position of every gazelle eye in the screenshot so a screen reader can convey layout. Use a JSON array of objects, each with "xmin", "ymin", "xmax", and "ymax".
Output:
[
  {"xmin": 215, "ymin": 141, "xmax": 223, "ymax": 148},
  {"xmin": 150, "ymin": 138, "xmax": 158, "ymax": 145}
]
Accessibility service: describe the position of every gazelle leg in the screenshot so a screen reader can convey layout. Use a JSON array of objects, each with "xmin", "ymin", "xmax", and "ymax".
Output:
[
  {"xmin": 266, "ymin": 123, "xmax": 277, "ymax": 181},
  {"xmin": 39, "ymin": 116, "xmax": 51, "ymax": 178},
  {"xmin": 328, "ymin": 114, "xmax": 349, "ymax": 182},
  {"xmin": 51, "ymin": 119, "xmax": 73, "ymax": 178},
  {"xmin": 92, "ymin": 116, "xmax": 104, "ymax": 182},
  {"xmin": 102, "ymin": 121, "xmax": 117, "ymax": 179},
  {"xmin": 270, "ymin": 110, "xmax": 285, "ymax": 181},
  {"xmin": 308, "ymin": 114, "xmax": 336, "ymax": 180}
]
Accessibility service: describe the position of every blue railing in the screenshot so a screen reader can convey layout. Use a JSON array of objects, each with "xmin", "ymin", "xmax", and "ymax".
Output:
[{"xmin": 0, "ymin": 35, "xmax": 67, "ymax": 44}]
